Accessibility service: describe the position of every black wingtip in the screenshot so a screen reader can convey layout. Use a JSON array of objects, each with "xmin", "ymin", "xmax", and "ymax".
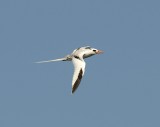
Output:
[{"xmin": 71, "ymin": 90, "xmax": 74, "ymax": 94}]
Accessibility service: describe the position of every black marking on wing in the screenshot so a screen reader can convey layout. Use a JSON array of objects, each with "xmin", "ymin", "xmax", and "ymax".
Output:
[
  {"xmin": 75, "ymin": 47, "xmax": 80, "ymax": 52},
  {"xmin": 74, "ymin": 55, "xmax": 81, "ymax": 61},
  {"xmin": 72, "ymin": 69, "xmax": 83, "ymax": 94},
  {"xmin": 85, "ymin": 46, "xmax": 91, "ymax": 49},
  {"xmin": 83, "ymin": 54, "xmax": 94, "ymax": 58}
]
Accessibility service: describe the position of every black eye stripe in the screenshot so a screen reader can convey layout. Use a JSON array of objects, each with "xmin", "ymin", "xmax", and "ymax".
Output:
[{"xmin": 93, "ymin": 50, "xmax": 96, "ymax": 52}]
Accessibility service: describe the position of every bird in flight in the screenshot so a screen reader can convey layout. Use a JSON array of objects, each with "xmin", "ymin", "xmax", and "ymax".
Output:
[{"xmin": 36, "ymin": 46, "xmax": 103, "ymax": 94}]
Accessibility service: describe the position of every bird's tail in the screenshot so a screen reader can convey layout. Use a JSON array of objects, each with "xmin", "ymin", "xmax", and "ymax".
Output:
[{"xmin": 35, "ymin": 58, "xmax": 68, "ymax": 63}]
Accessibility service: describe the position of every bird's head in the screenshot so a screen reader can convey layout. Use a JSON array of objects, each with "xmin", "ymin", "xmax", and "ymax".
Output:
[
  {"xmin": 85, "ymin": 46, "xmax": 103, "ymax": 54},
  {"xmin": 83, "ymin": 46, "xmax": 103, "ymax": 58},
  {"xmin": 91, "ymin": 48, "xmax": 103, "ymax": 54}
]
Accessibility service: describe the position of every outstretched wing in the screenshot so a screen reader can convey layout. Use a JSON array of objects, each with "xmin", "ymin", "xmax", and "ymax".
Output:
[{"xmin": 72, "ymin": 57, "xmax": 86, "ymax": 94}]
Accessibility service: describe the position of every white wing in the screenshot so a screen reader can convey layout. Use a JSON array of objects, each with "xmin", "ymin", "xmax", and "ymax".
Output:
[
  {"xmin": 72, "ymin": 57, "xmax": 86, "ymax": 94},
  {"xmin": 35, "ymin": 58, "xmax": 67, "ymax": 63}
]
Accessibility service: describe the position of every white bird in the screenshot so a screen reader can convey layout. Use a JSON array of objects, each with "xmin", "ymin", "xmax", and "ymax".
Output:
[{"xmin": 36, "ymin": 46, "xmax": 103, "ymax": 94}]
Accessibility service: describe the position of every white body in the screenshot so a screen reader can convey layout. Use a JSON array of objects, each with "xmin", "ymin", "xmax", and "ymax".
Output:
[{"xmin": 36, "ymin": 46, "xmax": 103, "ymax": 94}]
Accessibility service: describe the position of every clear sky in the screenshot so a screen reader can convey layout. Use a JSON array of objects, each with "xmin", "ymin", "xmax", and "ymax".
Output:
[{"xmin": 0, "ymin": 0, "xmax": 160, "ymax": 127}]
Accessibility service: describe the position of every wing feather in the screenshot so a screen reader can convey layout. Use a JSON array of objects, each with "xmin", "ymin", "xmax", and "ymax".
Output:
[{"xmin": 72, "ymin": 57, "xmax": 86, "ymax": 94}]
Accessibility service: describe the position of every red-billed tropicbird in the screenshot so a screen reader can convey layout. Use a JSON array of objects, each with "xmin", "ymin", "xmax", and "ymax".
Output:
[{"xmin": 36, "ymin": 46, "xmax": 103, "ymax": 94}]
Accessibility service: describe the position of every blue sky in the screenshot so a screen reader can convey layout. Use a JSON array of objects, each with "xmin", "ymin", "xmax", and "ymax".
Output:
[{"xmin": 0, "ymin": 0, "xmax": 160, "ymax": 127}]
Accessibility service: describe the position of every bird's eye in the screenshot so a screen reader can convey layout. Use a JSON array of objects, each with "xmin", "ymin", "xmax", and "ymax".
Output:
[{"xmin": 93, "ymin": 50, "xmax": 96, "ymax": 52}]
